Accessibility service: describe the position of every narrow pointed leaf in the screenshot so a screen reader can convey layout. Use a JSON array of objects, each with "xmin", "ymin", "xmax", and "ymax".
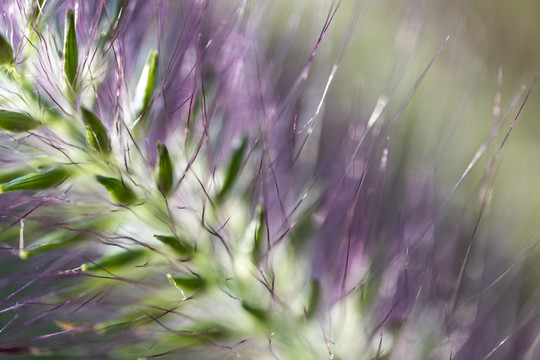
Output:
[
  {"xmin": 305, "ymin": 278, "xmax": 321, "ymax": 319},
  {"xmin": 94, "ymin": 313, "xmax": 145, "ymax": 333},
  {"xmin": 20, "ymin": 232, "xmax": 85, "ymax": 259},
  {"xmin": 241, "ymin": 301, "xmax": 268, "ymax": 322},
  {"xmin": 63, "ymin": 8, "xmax": 78, "ymax": 88},
  {"xmin": 186, "ymin": 323, "xmax": 233, "ymax": 341},
  {"xmin": 218, "ymin": 133, "xmax": 248, "ymax": 201},
  {"xmin": 156, "ymin": 141, "xmax": 173, "ymax": 194},
  {"xmin": 133, "ymin": 49, "xmax": 158, "ymax": 118},
  {"xmin": 81, "ymin": 248, "xmax": 148, "ymax": 272},
  {"xmin": 154, "ymin": 234, "xmax": 193, "ymax": 257},
  {"xmin": 167, "ymin": 273, "xmax": 205, "ymax": 291},
  {"xmin": 95, "ymin": 175, "xmax": 136, "ymax": 204},
  {"xmin": 252, "ymin": 204, "xmax": 265, "ymax": 262},
  {"xmin": 81, "ymin": 107, "xmax": 110, "ymax": 154},
  {"xmin": 0, "ymin": 110, "xmax": 40, "ymax": 132},
  {"xmin": 0, "ymin": 166, "xmax": 70, "ymax": 193}
]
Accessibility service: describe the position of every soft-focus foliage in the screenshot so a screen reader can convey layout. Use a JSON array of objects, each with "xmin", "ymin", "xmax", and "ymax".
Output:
[{"xmin": 0, "ymin": 1, "xmax": 539, "ymax": 359}]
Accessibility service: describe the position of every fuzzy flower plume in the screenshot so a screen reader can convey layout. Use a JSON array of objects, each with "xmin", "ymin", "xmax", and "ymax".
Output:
[{"xmin": 0, "ymin": 1, "xmax": 539, "ymax": 359}]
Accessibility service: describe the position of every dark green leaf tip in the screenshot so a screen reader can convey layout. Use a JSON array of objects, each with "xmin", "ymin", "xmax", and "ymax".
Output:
[
  {"xmin": 81, "ymin": 107, "xmax": 110, "ymax": 154},
  {"xmin": 64, "ymin": 8, "xmax": 78, "ymax": 87},
  {"xmin": 0, "ymin": 166, "xmax": 70, "ymax": 193},
  {"xmin": 95, "ymin": 175, "xmax": 136, "ymax": 204},
  {"xmin": 0, "ymin": 33, "xmax": 14, "ymax": 65},
  {"xmin": 156, "ymin": 141, "xmax": 173, "ymax": 195}
]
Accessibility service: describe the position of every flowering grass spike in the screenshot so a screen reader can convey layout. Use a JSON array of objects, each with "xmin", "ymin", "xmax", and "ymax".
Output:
[{"xmin": 0, "ymin": 1, "xmax": 539, "ymax": 360}]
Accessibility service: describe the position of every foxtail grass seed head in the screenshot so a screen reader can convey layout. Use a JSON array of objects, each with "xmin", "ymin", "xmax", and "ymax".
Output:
[{"xmin": 0, "ymin": 1, "xmax": 538, "ymax": 359}]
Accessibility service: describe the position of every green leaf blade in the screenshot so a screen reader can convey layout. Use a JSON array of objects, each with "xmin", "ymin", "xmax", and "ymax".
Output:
[
  {"xmin": 0, "ymin": 166, "xmax": 70, "ymax": 193},
  {"xmin": 156, "ymin": 141, "xmax": 173, "ymax": 195},
  {"xmin": 154, "ymin": 234, "xmax": 193, "ymax": 257},
  {"xmin": 218, "ymin": 133, "xmax": 248, "ymax": 201},
  {"xmin": 81, "ymin": 107, "xmax": 110, "ymax": 154},
  {"xmin": 95, "ymin": 175, "xmax": 137, "ymax": 205},
  {"xmin": 64, "ymin": 8, "xmax": 79, "ymax": 88},
  {"xmin": 133, "ymin": 49, "xmax": 159, "ymax": 120},
  {"xmin": 81, "ymin": 248, "xmax": 148, "ymax": 272},
  {"xmin": 0, "ymin": 110, "xmax": 40, "ymax": 132}
]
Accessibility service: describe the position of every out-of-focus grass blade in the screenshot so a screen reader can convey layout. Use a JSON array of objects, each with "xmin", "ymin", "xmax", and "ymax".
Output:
[
  {"xmin": 305, "ymin": 278, "xmax": 320, "ymax": 319},
  {"xmin": 241, "ymin": 301, "xmax": 268, "ymax": 322},
  {"xmin": 81, "ymin": 248, "xmax": 148, "ymax": 272},
  {"xmin": 183, "ymin": 323, "xmax": 233, "ymax": 341},
  {"xmin": 154, "ymin": 235, "xmax": 193, "ymax": 257},
  {"xmin": 0, "ymin": 110, "xmax": 40, "ymax": 132},
  {"xmin": 167, "ymin": 272, "xmax": 205, "ymax": 291},
  {"xmin": 19, "ymin": 232, "xmax": 85, "ymax": 259},
  {"xmin": 252, "ymin": 204, "xmax": 265, "ymax": 262},
  {"xmin": 0, "ymin": 166, "xmax": 70, "ymax": 193},
  {"xmin": 289, "ymin": 204, "xmax": 318, "ymax": 253},
  {"xmin": 359, "ymin": 276, "xmax": 378, "ymax": 312},
  {"xmin": 217, "ymin": 133, "xmax": 248, "ymax": 201},
  {"xmin": 94, "ymin": 313, "xmax": 146, "ymax": 334}
]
